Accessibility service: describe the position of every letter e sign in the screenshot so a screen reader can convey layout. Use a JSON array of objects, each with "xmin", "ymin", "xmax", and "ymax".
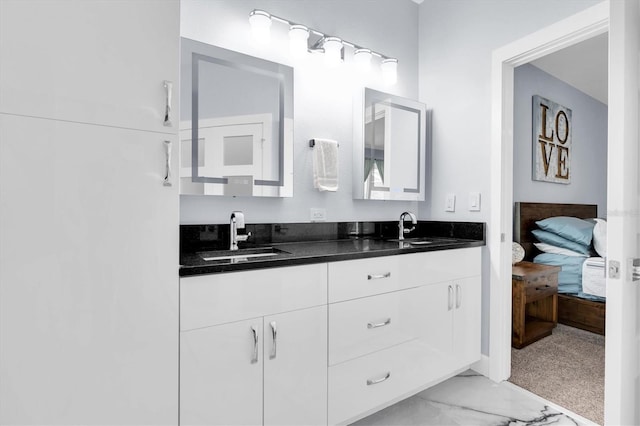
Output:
[{"xmin": 532, "ymin": 95, "xmax": 571, "ymax": 184}]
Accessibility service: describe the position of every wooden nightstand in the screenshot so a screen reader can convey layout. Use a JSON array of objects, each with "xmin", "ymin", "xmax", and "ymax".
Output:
[{"xmin": 512, "ymin": 261, "xmax": 561, "ymax": 349}]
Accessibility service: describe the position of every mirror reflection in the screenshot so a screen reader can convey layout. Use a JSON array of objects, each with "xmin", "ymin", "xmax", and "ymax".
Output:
[
  {"xmin": 354, "ymin": 88, "xmax": 428, "ymax": 201},
  {"xmin": 179, "ymin": 38, "xmax": 293, "ymax": 197}
]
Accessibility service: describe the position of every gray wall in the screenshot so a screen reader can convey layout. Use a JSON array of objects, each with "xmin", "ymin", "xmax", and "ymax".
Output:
[
  {"xmin": 417, "ymin": 0, "xmax": 604, "ymax": 356},
  {"xmin": 180, "ymin": 0, "xmax": 421, "ymax": 224},
  {"xmin": 513, "ymin": 63, "xmax": 607, "ymax": 215}
]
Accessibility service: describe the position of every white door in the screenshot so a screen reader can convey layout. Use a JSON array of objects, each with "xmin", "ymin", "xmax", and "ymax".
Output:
[
  {"xmin": 0, "ymin": 115, "xmax": 178, "ymax": 424},
  {"xmin": 0, "ymin": 0, "xmax": 179, "ymax": 133},
  {"xmin": 604, "ymin": 1, "xmax": 640, "ymax": 424},
  {"xmin": 263, "ymin": 306, "xmax": 328, "ymax": 426},
  {"xmin": 180, "ymin": 318, "xmax": 264, "ymax": 426}
]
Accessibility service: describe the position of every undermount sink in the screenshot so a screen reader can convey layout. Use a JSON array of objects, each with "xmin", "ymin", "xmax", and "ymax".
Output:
[
  {"xmin": 199, "ymin": 247, "xmax": 287, "ymax": 262},
  {"xmin": 386, "ymin": 237, "xmax": 456, "ymax": 246}
]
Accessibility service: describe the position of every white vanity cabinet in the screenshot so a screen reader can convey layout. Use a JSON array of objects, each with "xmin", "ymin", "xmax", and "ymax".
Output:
[
  {"xmin": 327, "ymin": 247, "xmax": 481, "ymax": 425},
  {"xmin": 180, "ymin": 264, "xmax": 328, "ymax": 426}
]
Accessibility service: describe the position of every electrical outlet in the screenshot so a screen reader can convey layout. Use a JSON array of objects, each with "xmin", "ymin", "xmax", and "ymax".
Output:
[
  {"xmin": 469, "ymin": 192, "xmax": 481, "ymax": 212},
  {"xmin": 445, "ymin": 194, "xmax": 456, "ymax": 212},
  {"xmin": 310, "ymin": 208, "xmax": 326, "ymax": 222}
]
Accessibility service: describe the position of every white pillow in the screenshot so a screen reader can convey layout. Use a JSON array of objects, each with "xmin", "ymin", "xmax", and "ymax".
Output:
[
  {"xmin": 592, "ymin": 218, "xmax": 607, "ymax": 257},
  {"xmin": 534, "ymin": 242, "xmax": 588, "ymax": 257}
]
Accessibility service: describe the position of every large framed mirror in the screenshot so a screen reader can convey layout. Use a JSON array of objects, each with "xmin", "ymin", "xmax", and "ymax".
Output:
[
  {"xmin": 353, "ymin": 88, "xmax": 429, "ymax": 201},
  {"xmin": 179, "ymin": 38, "xmax": 293, "ymax": 197}
]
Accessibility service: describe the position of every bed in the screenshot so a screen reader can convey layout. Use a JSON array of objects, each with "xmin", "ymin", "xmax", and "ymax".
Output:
[{"xmin": 514, "ymin": 202, "xmax": 606, "ymax": 335}]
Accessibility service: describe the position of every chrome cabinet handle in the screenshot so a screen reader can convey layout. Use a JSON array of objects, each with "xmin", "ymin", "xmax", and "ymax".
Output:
[
  {"xmin": 163, "ymin": 80, "xmax": 172, "ymax": 127},
  {"xmin": 367, "ymin": 318, "xmax": 392, "ymax": 329},
  {"xmin": 367, "ymin": 272, "xmax": 391, "ymax": 280},
  {"xmin": 250, "ymin": 326, "xmax": 258, "ymax": 364},
  {"xmin": 366, "ymin": 371, "xmax": 391, "ymax": 386},
  {"xmin": 448, "ymin": 285, "xmax": 453, "ymax": 311},
  {"xmin": 456, "ymin": 284, "xmax": 461, "ymax": 309},
  {"xmin": 269, "ymin": 321, "xmax": 277, "ymax": 359},
  {"xmin": 163, "ymin": 140, "xmax": 172, "ymax": 187}
]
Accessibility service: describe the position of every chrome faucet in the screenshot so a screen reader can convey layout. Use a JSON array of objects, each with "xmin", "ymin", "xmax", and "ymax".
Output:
[
  {"xmin": 398, "ymin": 211, "xmax": 417, "ymax": 240},
  {"xmin": 230, "ymin": 211, "xmax": 251, "ymax": 251}
]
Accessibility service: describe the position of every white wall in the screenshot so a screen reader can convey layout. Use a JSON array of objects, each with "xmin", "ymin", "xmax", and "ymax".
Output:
[
  {"xmin": 418, "ymin": 0, "xmax": 604, "ymax": 355},
  {"xmin": 513, "ymin": 64, "xmax": 607, "ymax": 214},
  {"xmin": 180, "ymin": 0, "xmax": 421, "ymax": 224}
]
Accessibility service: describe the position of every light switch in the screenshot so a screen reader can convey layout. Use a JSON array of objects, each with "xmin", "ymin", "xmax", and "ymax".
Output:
[
  {"xmin": 445, "ymin": 194, "xmax": 456, "ymax": 212},
  {"xmin": 469, "ymin": 192, "xmax": 481, "ymax": 212}
]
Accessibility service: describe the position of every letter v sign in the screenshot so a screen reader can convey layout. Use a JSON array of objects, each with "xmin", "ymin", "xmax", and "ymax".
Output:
[{"xmin": 538, "ymin": 140, "xmax": 554, "ymax": 176}]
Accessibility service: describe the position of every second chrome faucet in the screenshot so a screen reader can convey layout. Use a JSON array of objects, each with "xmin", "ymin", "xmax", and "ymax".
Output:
[{"xmin": 398, "ymin": 211, "xmax": 417, "ymax": 240}]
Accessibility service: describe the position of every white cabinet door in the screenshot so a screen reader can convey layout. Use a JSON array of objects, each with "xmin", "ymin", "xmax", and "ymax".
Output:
[
  {"xmin": 180, "ymin": 318, "xmax": 264, "ymax": 426},
  {"xmin": 418, "ymin": 277, "xmax": 481, "ymax": 375},
  {"xmin": 0, "ymin": 0, "xmax": 179, "ymax": 133},
  {"xmin": 452, "ymin": 276, "xmax": 482, "ymax": 368},
  {"xmin": 0, "ymin": 115, "xmax": 178, "ymax": 425},
  {"xmin": 264, "ymin": 306, "xmax": 328, "ymax": 426},
  {"xmin": 419, "ymin": 282, "xmax": 454, "ymax": 368}
]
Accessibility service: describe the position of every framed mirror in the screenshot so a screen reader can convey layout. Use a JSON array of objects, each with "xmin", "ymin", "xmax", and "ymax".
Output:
[
  {"xmin": 179, "ymin": 38, "xmax": 293, "ymax": 197},
  {"xmin": 353, "ymin": 88, "xmax": 429, "ymax": 201}
]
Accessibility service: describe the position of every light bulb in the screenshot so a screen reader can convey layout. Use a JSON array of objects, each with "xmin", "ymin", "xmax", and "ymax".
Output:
[
  {"xmin": 354, "ymin": 48, "xmax": 372, "ymax": 72},
  {"xmin": 381, "ymin": 58, "xmax": 398, "ymax": 85},
  {"xmin": 323, "ymin": 37, "xmax": 343, "ymax": 68},
  {"xmin": 249, "ymin": 10, "xmax": 272, "ymax": 44},
  {"xmin": 289, "ymin": 25, "xmax": 309, "ymax": 58}
]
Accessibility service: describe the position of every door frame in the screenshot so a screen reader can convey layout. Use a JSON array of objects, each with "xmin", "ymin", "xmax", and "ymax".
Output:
[{"xmin": 487, "ymin": 0, "xmax": 608, "ymax": 382}]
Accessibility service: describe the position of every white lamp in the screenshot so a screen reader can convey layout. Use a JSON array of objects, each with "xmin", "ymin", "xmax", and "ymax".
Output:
[
  {"xmin": 289, "ymin": 24, "xmax": 309, "ymax": 58},
  {"xmin": 354, "ymin": 48, "xmax": 372, "ymax": 72},
  {"xmin": 249, "ymin": 10, "xmax": 272, "ymax": 44},
  {"xmin": 381, "ymin": 58, "xmax": 398, "ymax": 85},
  {"xmin": 323, "ymin": 37, "xmax": 343, "ymax": 68}
]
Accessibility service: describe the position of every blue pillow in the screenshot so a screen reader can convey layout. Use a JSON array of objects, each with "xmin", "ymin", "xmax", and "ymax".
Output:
[
  {"xmin": 535, "ymin": 216, "xmax": 594, "ymax": 246},
  {"xmin": 531, "ymin": 229, "xmax": 591, "ymax": 255},
  {"xmin": 533, "ymin": 253, "xmax": 585, "ymax": 293}
]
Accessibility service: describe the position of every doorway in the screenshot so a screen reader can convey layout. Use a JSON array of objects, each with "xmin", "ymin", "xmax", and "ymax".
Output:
[
  {"xmin": 486, "ymin": 0, "xmax": 609, "ymax": 418},
  {"xmin": 508, "ymin": 36, "xmax": 608, "ymax": 423},
  {"xmin": 490, "ymin": 2, "xmax": 640, "ymax": 424}
]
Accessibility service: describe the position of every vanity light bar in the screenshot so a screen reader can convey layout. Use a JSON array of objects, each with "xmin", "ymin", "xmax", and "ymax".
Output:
[{"xmin": 249, "ymin": 9, "xmax": 398, "ymax": 83}]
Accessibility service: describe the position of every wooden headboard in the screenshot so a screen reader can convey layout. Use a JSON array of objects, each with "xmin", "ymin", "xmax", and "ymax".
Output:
[{"xmin": 514, "ymin": 202, "xmax": 597, "ymax": 260}]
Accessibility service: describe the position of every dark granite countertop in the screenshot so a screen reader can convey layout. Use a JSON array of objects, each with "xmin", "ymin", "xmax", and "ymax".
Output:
[{"xmin": 179, "ymin": 220, "xmax": 485, "ymax": 276}]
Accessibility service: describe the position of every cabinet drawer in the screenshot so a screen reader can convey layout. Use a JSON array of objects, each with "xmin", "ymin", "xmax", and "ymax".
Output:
[
  {"xmin": 524, "ymin": 276, "xmax": 558, "ymax": 302},
  {"xmin": 328, "ymin": 339, "xmax": 438, "ymax": 425},
  {"xmin": 328, "ymin": 287, "xmax": 427, "ymax": 365},
  {"xmin": 180, "ymin": 264, "xmax": 327, "ymax": 331},
  {"xmin": 401, "ymin": 248, "xmax": 482, "ymax": 287},
  {"xmin": 328, "ymin": 257, "xmax": 402, "ymax": 302}
]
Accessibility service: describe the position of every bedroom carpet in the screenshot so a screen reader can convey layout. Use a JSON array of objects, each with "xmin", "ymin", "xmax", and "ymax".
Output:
[{"xmin": 509, "ymin": 323, "xmax": 605, "ymax": 425}]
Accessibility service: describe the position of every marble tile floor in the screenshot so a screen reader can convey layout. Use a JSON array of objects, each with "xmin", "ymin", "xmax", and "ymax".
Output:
[{"xmin": 352, "ymin": 371, "xmax": 598, "ymax": 426}]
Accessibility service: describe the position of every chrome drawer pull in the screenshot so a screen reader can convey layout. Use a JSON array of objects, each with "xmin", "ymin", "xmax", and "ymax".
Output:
[
  {"xmin": 269, "ymin": 321, "xmax": 277, "ymax": 359},
  {"xmin": 163, "ymin": 80, "xmax": 173, "ymax": 127},
  {"xmin": 367, "ymin": 318, "xmax": 392, "ymax": 329},
  {"xmin": 250, "ymin": 326, "xmax": 259, "ymax": 364},
  {"xmin": 163, "ymin": 140, "xmax": 172, "ymax": 187},
  {"xmin": 367, "ymin": 272, "xmax": 391, "ymax": 280},
  {"xmin": 448, "ymin": 285, "xmax": 453, "ymax": 311},
  {"xmin": 367, "ymin": 371, "xmax": 391, "ymax": 386},
  {"xmin": 456, "ymin": 284, "xmax": 461, "ymax": 309}
]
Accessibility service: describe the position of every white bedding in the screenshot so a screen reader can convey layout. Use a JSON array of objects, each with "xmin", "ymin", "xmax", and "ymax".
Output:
[{"xmin": 582, "ymin": 257, "xmax": 606, "ymax": 298}]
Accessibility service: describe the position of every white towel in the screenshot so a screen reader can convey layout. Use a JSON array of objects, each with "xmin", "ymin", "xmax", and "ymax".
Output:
[
  {"xmin": 582, "ymin": 257, "xmax": 606, "ymax": 298},
  {"xmin": 312, "ymin": 139, "xmax": 339, "ymax": 192}
]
